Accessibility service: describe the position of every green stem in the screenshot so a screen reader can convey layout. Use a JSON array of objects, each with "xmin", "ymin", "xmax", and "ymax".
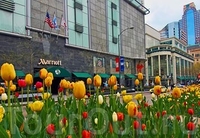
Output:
[
  {"xmin": 27, "ymin": 85, "xmax": 30, "ymax": 105},
  {"xmin": 21, "ymin": 88, "xmax": 23, "ymax": 104},
  {"xmin": 78, "ymin": 99, "xmax": 82, "ymax": 138},
  {"xmin": 89, "ymin": 85, "xmax": 91, "ymax": 95},
  {"xmin": 42, "ymin": 80, "xmax": 45, "ymax": 101},
  {"xmin": 8, "ymin": 81, "xmax": 13, "ymax": 135}
]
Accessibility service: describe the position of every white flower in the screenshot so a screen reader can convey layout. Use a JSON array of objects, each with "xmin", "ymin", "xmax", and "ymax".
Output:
[
  {"xmin": 94, "ymin": 118, "xmax": 98, "ymax": 124},
  {"xmin": 98, "ymin": 95, "xmax": 103, "ymax": 105},
  {"xmin": 112, "ymin": 112, "xmax": 118, "ymax": 122},
  {"xmin": 116, "ymin": 92, "xmax": 120, "ymax": 98},
  {"xmin": 151, "ymin": 93, "xmax": 156, "ymax": 99},
  {"xmin": 1, "ymin": 93, "xmax": 7, "ymax": 101}
]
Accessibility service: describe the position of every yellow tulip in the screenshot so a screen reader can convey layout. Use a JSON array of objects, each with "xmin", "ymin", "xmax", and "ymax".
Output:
[
  {"xmin": 10, "ymin": 84, "xmax": 16, "ymax": 92},
  {"xmin": 121, "ymin": 90, "xmax": 127, "ymax": 96},
  {"xmin": 60, "ymin": 79, "xmax": 69, "ymax": 89},
  {"xmin": 154, "ymin": 76, "xmax": 161, "ymax": 85},
  {"xmin": 134, "ymin": 94, "xmax": 143, "ymax": 101},
  {"xmin": 108, "ymin": 75, "xmax": 117, "ymax": 86},
  {"xmin": 39, "ymin": 68, "xmax": 48, "ymax": 80},
  {"xmin": 42, "ymin": 92, "xmax": 51, "ymax": 100},
  {"xmin": 73, "ymin": 81, "xmax": 86, "ymax": 99},
  {"xmin": 25, "ymin": 74, "xmax": 33, "ymax": 85},
  {"xmin": 45, "ymin": 76, "xmax": 53, "ymax": 87},
  {"xmin": 0, "ymin": 87, "xmax": 5, "ymax": 95},
  {"xmin": 123, "ymin": 95, "xmax": 133, "ymax": 103},
  {"xmin": 137, "ymin": 73, "xmax": 143, "ymax": 81},
  {"xmin": 93, "ymin": 75, "xmax": 102, "ymax": 87},
  {"xmin": 37, "ymin": 87, "xmax": 44, "ymax": 93},
  {"xmin": 30, "ymin": 101, "xmax": 44, "ymax": 112},
  {"xmin": 6, "ymin": 130, "xmax": 11, "ymax": 138},
  {"xmin": 86, "ymin": 78, "xmax": 92, "ymax": 85},
  {"xmin": 134, "ymin": 79, "xmax": 139, "ymax": 86},
  {"xmin": 1, "ymin": 63, "xmax": 16, "ymax": 81},
  {"xmin": 172, "ymin": 87, "xmax": 181, "ymax": 99},
  {"xmin": 47, "ymin": 72, "xmax": 54, "ymax": 80},
  {"xmin": 0, "ymin": 106, "xmax": 5, "ymax": 114},
  {"xmin": 69, "ymin": 82, "xmax": 74, "ymax": 89},
  {"xmin": 112, "ymin": 112, "xmax": 118, "ymax": 122},
  {"xmin": 127, "ymin": 101, "xmax": 138, "ymax": 117}
]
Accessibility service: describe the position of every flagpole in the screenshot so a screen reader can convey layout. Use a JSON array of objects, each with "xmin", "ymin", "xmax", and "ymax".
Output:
[
  {"xmin": 42, "ymin": 9, "xmax": 48, "ymax": 39},
  {"xmin": 56, "ymin": 14, "xmax": 63, "ymax": 40}
]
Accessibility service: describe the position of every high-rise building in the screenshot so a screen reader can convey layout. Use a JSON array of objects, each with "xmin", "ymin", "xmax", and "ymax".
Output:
[
  {"xmin": 181, "ymin": 2, "xmax": 200, "ymax": 45},
  {"xmin": 160, "ymin": 22, "xmax": 180, "ymax": 40}
]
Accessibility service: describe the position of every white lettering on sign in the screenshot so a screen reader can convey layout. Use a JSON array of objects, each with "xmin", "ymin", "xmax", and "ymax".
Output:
[{"xmin": 38, "ymin": 59, "xmax": 62, "ymax": 66}]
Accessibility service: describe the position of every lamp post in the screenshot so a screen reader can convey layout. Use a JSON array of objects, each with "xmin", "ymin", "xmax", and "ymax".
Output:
[{"xmin": 118, "ymin": 26, "xmax": 134, "ymax": 92}]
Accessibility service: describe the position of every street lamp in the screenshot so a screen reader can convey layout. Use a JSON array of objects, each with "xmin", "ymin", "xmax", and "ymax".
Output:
[{"xmin": 118, "ymin": 26, "xmax": 134, "ymax": 92}]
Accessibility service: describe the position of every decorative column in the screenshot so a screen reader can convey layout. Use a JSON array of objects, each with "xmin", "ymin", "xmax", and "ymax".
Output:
[{"xmin": 158, "ymin": 55, "xmax": 161, "ymax": 76}]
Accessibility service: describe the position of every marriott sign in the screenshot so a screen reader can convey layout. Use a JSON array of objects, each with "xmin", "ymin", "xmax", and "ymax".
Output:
[{"xmin": 38, "ymin": 59, "xmax": 62, "ymax": 66}]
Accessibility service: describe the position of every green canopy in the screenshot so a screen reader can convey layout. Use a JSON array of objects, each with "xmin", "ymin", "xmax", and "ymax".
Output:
[
  {"xmin": 97, "ymin": 73, "xmax": 110, "ymax": 78},
  {"xmin": 15, "ymin": 70, "xmax": 25, "ymax": 77},
  {"xmin": 72, "ymin": 72, "xmax": 92, "ymax": 78},
  {"xmin": 125, "ymin": 74, "xmax": 137, "ymax": 79},
  {"xmin": 34, "ymin": 67, "xmax": 71, "ymax": 78},
  {"xmin": 112, "ymin": 74, "xmax": 120, "ymax": 78}
]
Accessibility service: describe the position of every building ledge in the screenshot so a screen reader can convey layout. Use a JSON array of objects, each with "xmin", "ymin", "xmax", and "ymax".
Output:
[{"xmin": 0, "ymin": 30, "xmax": 32, "ymax": 39}]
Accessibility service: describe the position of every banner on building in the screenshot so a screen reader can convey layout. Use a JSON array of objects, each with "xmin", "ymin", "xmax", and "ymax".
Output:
[{"xmin": 115, "ymin": 57, "xmax": 119, "ymax": 72}]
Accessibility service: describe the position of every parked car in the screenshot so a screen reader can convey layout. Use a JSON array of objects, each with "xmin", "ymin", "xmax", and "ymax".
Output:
[{"xmin": 149, "ymin": 86, "xmax": 167, "ymax": 94}]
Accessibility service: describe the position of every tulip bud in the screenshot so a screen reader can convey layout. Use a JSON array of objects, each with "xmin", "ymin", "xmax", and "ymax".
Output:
[
  {"xmin": 94, "ymin": 118, "xmax": 98, "ymax": 124},
  {"xmin": 112, "ymin": 112, "xmax": 118, "ymax": 122},
  {"xmin": 151, "ymin": 93, "xmax": 156, "ymax": 99},
  {"xmin": 116, "ymin": 92, "xmax": 120, "ymax": 98},
  {"xmin": 98, "ymin": 95, "xmax": 103, "ymax": 105},
  {"xmin": 1, "ymin": 93, "xmax": 7, "ymax": 101}
]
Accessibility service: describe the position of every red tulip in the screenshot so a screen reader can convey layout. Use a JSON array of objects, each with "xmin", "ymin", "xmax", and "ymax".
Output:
[
  {"xmin": 18, "ymin": 79, "xmax": 26, "ymax": 88},
  {"xmin": 87, "ymin": 92, "xmax": 91, "ymax": 98},
  {"xmin": 156, "ymin": 112, "xmax": 160, "ymax": 118},
  {"xmin": 82, "ymin": 112, "xmax": 88, "ymax": 119},
  {"xmin": 14, "ymin": 92, "xmax": 19, "ymax": 98},
  {"xmin": 62, "ymin": 117, "xmax": 67, "ymax": 126},
  {"xmin": 34, "ymin": 95, "xmax": 39, "ymax": 100},
  {"xmin": 176, "ymin": 115, "xmax": 181, "ymax": 121},
  {"xmin": 67, "ymin": 135, "xmax": 72, "ymax": 138},
  {"xmin": 133, "ymin": 120, "xmax": 140, "ymax": 129},
  {"xmin": 188, "ymin": 108, "xmax": 194, "ymax": 115},
  {"xmin": 144, "ymin": 102, "xmax": 149, "ymax": 107},
  {"xmin": 35, "ymin": 81, "xmax": 43, "ymax": 89},
  {"xmin": 117, "ymin": 112, "xmax": 124, "ymax": 121},
  {"xmin": 187, "ymin": 122, "xmax": 195, "ymax": 131},
  {"xmin": 46, "ymin": 124, "xmax": 55, "ymax": 135},
  {"xmin": 82, "ymin": 130, "xmax": 91, "ymax": 138},
  {"xmin": 137, "ymin": 105, "xmax": 141, "ymax": 110},
  {"xmin": 109, "ymin": 123, "xmax": 113, "ymax": 133},
  {"xmin": 162, "ymin": 110, "xmax": 167, "ymax": 116},
  {"xmin": 198, "ymin": 101, "xmax": 200, "ymax": 106},
  {"xmin": 137, "ymin": 111, "xmax": 142, "ymax": 119},
  {"xmin": 58, "ymin": 87, "xmax": 63, "ymax": 93},
  {"xmin": 141, "ymin": 124, "xmax": 146, "ymax": 131}
]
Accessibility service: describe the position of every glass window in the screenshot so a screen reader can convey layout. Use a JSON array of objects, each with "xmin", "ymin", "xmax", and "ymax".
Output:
[
  {"xmin": 76, "ymin": 9, "xmax": 83, "ymax": 25},
  {"xmin": 113, "ymin": 25, "xmax": 118, "ymax": 38},
  {"xmin": 0, "ymin": 10, "xmax": 12, "ymax": 32}
]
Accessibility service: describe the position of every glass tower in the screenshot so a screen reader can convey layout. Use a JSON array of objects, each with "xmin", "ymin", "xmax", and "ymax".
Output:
[{"xmin": 181, "ymin": 2, "xmax": 200, "ymax": 45}]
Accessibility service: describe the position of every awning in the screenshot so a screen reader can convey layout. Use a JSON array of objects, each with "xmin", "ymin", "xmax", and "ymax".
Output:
[
  {"xmin": 97, "ymin": 73, "xmax": 110, "ymax": 78},
  {"xmin": 16, "ymin": 70, "xmax": 25, "ymax": 77},
  {"xmin": 125, "ymin": 74, "xmax": 136, "ymax": 79},
  {"xmin": 112, "ymin": 74, "xmax": 120, "ymax": 78},
  {"xmin": 34, "ymin": 67, "xmax": 71, "ymax": 78},
  {"xmin": 72, "ymin": 72, "xmax": 92, "ymax": 78}
]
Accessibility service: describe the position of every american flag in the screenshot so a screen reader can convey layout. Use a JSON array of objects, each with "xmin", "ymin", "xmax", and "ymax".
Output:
[
  {"xmin": 45, "ymin": 12, "xmax": 54, "ymax": 28},
  {"xmin": 60, "ymin": 16, "xmax": 67, "ymax": 28}
]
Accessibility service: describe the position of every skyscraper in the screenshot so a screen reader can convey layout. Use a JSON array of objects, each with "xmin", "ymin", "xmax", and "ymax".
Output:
[
  {"xmin": 160, "ymin": 22, "xmax": 180, "ymax": 40},
  {"xmin": 181, "ymin": 2, "xmax": 200, "ymax": 45}
]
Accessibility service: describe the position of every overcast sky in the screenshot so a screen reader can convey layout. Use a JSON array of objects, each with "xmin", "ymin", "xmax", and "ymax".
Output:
[{"xmin": 144, "ymin": 0, "xmax": 200, "ymax": 31}]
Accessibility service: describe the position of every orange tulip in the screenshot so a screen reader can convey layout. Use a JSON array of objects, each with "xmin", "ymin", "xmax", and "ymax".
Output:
[
  {"xmin": 47, "ymin": 72, "xmax": 54, "ymax": 80},
  {"xmin": 45, "ymin": 76, "xmax": 53, "ymax": 87},
  {"xmin": 153, "ymin": 85, "xmax": 161, "ymax": 95},
  {"xmin": 137, "ymin": 73, "xmax": 143, "ymax": 81},
  {"xmin": 25, "ymin": 74, "xmax": 33, "ymax": 85},
  {"xmin": 10, "ymin": 84, "xmax": 16, "ymax": 92},
  {"xmin": 108, "ymin": 75, "xmax": 117, "ymax": 86},
  {"xmin": 172, "ymin": 87, "xmax": 181, "ymax": 99},
  {"xmin": 113, "ymin": 85, "xmax": 117, "ymax": 91},
  {"xmin": 86, "ymin": 78, "xmax": 92, "ymax": 85},
  {"xmin": 155, "ymin": 76, "xmax": 161, "ymax": 85},
  {"xmin": 134, "ymin": 79, "xmax": 140, "ymax": 86},
  {"xmin": 0, "ymin": 87, "xmax": 5, "ymax": 95},
  {"xmin": 39, "ymin": 68, "xmax": 48, "ymax": 80},
  {"xmin": 1, "ymin": 63, "xmax": 16, "ymax": 81},
  {"xmin": 73, "ymin": 81, "xmax": 86, "ymax": 99},
  {"xmin": 93, "ymin": 75, "xmax": 102, "ymax": 87},
  {"xmin": 37, "ymin": 87, "xmax": 44, "ymax": 93},
  {"xmin": 127, "ymin": 101, "xmax": 138, "ymax": 117}
]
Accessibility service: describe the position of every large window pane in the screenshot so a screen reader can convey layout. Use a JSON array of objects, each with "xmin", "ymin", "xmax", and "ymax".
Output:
[
  {"xmin": 76, "ymin": 9, "xmax": 83, "ymax": 25},
  {"xmin": 14, "ymin": 14, "xmax": 25, "ymax": 34},
  {"xmin": 0, "ymin": 10, "xmax": 12, "ymax": 32}
]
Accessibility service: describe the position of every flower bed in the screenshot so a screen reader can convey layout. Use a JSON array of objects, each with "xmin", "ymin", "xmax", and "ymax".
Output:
[{"xmin": 0, "ymin": 63, "xmax": 200, "ymax": 138}]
